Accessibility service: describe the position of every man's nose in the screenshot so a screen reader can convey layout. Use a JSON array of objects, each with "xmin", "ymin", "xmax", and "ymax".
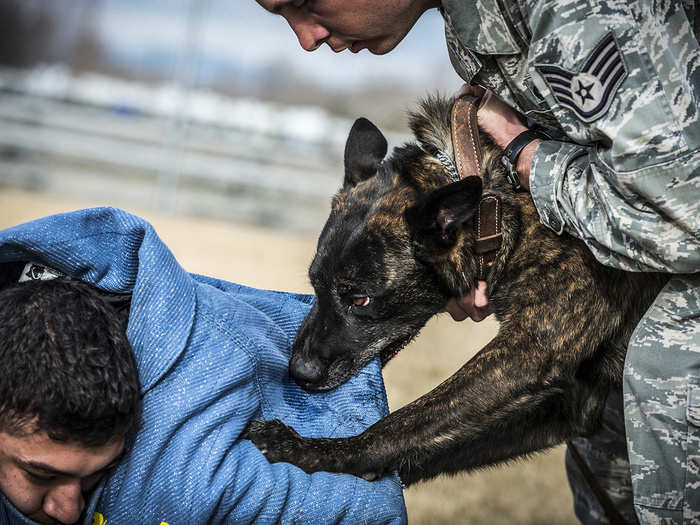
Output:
[
  {"xmin": 284, "ymin": 11, "xmax": 330, "ymax": 51},
  {"xmin": 43, "ymin": 481, "xmax": 85, "ymax": 524}
]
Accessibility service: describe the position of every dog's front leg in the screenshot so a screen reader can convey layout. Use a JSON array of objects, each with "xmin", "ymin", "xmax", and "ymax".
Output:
[
  {"xmin": 245, "ymin": 334, "xmax": 608, "ymax": 483},
  {"xmin": 243, "ymin": 418, "xmax": 386, "ymax": 480},
  {"xmin": 373, "ymin": 333, "xmax": 609, "ymax": 484}
]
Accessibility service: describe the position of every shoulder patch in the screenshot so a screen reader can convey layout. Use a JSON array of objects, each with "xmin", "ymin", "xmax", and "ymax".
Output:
[{"xmin": 535, "ymin": 33, "xmax": 627, "ymax": 123}]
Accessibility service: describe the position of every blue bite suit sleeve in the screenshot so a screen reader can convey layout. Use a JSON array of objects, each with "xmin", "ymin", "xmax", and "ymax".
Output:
[{"xmin": 0, "ymin": 207, "xmax": 407, "ymax": 525}]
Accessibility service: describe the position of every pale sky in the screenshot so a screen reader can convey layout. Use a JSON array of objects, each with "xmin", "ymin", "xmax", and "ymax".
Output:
[{"xmin": 95, "ymin": 0, "xmax": 462, "ymax": 93}]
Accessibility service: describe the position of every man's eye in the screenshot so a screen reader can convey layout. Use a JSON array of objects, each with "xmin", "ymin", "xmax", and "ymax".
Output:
[
  {"xmin": 26, "ymin": 471, "xmax": 56, "ymax": 484},
  {"xmin": 352, "ymin": 296, "xmax": 371, "ymax": 307}
]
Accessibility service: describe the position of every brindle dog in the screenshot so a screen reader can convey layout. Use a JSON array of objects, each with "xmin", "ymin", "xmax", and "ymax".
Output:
[{"xmin": 244, "ymin": 95, "xmax": 666, "ymax": 485}]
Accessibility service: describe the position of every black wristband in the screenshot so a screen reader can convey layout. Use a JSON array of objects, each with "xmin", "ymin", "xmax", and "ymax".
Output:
[{"xmin": 501, "ymin": 128, "xmax": 549, "ymax": 190}]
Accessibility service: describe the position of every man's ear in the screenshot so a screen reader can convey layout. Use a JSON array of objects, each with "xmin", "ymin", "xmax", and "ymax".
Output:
[
  {"xmin": 343, "ymin": 118, "xmax": 388, "ymax": 188},
  {"xmin": 406, "ymin": 176, "xmax": 483, "ymax": 248}
]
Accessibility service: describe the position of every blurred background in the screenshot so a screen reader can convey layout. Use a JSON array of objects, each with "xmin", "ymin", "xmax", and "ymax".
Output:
[
  {"xmin": 0, "ymin": 0, "xmax": 462, "ymax": 231},
  {"xmin": 0, "ymin": 1, "xmax": 577, "ymax": 523}
]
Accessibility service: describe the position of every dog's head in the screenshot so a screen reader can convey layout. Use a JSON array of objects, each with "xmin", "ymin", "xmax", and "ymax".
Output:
[{"xmin": 291, "ymin": 97, "xmax": 502, "ymax": 391}]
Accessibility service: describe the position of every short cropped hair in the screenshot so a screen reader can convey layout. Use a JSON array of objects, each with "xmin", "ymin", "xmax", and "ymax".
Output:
[{"xmin": 0, "ymin": 278, "xmax": 140, "ymax": 446}]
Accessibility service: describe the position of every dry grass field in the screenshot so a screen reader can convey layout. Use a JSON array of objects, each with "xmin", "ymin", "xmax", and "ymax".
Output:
[{"xmin": 0, "ymin": 189, "xmax": 578, "ymax": 524}]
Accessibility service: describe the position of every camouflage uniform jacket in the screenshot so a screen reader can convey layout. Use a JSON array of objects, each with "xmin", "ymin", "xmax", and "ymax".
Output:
[{"xmin": 441, "ymin": 0, "xmax": 699, "ymax": 274}]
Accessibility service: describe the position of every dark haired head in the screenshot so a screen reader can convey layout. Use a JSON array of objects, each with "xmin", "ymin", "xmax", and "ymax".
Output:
[{"xmin": 0, "ymin": 278, "xmax": 140, "ymax": 446}]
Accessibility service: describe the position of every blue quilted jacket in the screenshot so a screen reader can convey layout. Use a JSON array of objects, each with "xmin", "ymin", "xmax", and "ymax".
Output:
[{"xmin": 0, "ymin": 207, "xmax": 406, "ymax": 525}]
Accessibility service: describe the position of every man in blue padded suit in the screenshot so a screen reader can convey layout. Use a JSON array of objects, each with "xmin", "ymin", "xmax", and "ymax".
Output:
[
  {"xmin": 0, "ymin": 207, "xmax": 406, "ymax": 524},
  {"xmin": 254, "ymin": 1, "xmax": 699, "ymax": 523}
]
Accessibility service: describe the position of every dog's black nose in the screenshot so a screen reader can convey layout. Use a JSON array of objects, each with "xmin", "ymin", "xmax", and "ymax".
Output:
[{"xmin": 289, "ymin": 353, "xmax": 324, "ymax": 385}]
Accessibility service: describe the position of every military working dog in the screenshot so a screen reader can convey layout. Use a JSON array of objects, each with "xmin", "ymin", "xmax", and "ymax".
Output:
[{"xmin": 245, "ymin": 95, "xmax": 667, "ymax": 485}]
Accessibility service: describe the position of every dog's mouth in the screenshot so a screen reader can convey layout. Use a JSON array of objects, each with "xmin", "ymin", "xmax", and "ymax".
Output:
[
  {"xmin": 294, "ymin": 356, "xmax": 353, "ymax": 393},
  {"xmin": 380, "ymin": 333, "xmax": 417, "ymax": 367},
  {"xmin": 294, "ymin": 332, "xmax": 419, "ymax": 392}
]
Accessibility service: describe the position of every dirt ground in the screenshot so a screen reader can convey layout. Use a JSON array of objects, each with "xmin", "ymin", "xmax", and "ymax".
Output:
[{"xmin": 0, "ymin": 189, "xmax": 578, "ymax": 524}]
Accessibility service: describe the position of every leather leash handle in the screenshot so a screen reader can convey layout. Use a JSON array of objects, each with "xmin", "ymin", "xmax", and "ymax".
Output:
[
  {"xmin": 450, "ymin": 94, "xmax": 502, "ymax": 281},
  {"xmin": 451, "ymin": 95, "xmax": 483, "ymax": 179}
]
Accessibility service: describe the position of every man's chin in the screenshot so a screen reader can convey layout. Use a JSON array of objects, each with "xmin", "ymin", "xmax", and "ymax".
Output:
[
  {"xmin": 368, "ymin": 35, "xmax": 407, "ymax": 55},
  {"xmin": 28, "ymin": 514, "xmax": 60, "ymax": 525},
  {"xmin": 350, "ymin": 42, "xmax": 393, "ymax": 55}
]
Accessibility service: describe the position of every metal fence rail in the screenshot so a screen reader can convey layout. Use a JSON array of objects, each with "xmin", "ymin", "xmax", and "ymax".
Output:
[{"xmin": 0, "ymin": 92, "xmax": 345, "ymax": 232}]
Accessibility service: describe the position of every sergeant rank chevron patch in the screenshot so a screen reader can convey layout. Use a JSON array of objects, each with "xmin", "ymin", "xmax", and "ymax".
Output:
[{"xmin": 535, "ymin": 32, "xmax": 627, "ymax": 123}]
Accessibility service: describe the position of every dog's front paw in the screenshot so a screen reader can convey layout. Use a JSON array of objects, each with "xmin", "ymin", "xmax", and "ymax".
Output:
[
  {"xmin": 243, "ymin": 419, "xmax": 302, "ymax": 462},
  {"xmin": 243, "ymin": 419, "xmax": 331, "ymax": 474},
  {"xmin": 243, "ymin": 419, "xmax": 386, "ymax": 480}
]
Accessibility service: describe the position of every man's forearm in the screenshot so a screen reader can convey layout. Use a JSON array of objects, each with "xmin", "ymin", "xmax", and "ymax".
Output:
[
  {"xmin": 515, "ymin": 139, "xmax": 541, "ymax": 190},
  {"xmin": 469, "ymin": 88, "xmax": 699, "ymax": 274}
]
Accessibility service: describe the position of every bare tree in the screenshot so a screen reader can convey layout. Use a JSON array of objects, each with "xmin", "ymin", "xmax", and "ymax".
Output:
[{"xmin": 0, "ymin": 0, "xmax": 53, "ymax": 67}]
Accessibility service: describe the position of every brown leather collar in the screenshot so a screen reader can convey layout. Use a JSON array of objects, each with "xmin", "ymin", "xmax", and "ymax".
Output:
[{"xmin": 450, "ymin": 94, "xmax": 503, "ymax": 281}]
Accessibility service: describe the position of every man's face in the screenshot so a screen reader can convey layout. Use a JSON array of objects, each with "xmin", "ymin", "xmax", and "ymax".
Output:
[
  {"xmin": 257, "ymin": 0, "xmax": 440, "ymax": 54},
  {"xmin": 0, "ymin": 429, "xmax": 124, "ymax": 525}
]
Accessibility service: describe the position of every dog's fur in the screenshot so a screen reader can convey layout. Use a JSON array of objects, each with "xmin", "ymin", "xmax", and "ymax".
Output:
[{"xmin": 245, "ymin": 96, "xmax": 667, "ymax": 485}]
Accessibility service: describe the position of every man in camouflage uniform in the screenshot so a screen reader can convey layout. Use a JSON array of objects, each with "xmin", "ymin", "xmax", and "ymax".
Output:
[
  {"xmin": 439, "ymin": 2, "xmax": 700, "ymax": 522},
  {"xmin": 256, "ymin": 0, "xmax": 699, "ymax": 522}
]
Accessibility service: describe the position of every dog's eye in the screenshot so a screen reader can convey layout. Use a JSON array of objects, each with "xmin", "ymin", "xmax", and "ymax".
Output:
[{"xmin": 352, "ymin": 296, "xmax": 371, "ymax": 308}]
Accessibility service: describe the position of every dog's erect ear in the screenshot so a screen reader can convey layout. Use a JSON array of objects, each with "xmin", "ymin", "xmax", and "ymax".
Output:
[
  {"xmin": 343, "ymin": 118, "xmax": 388, "ymax": 188},
  {"xmin": 406, "ymin": 176, "xmax": 483, "ymax": 247}
]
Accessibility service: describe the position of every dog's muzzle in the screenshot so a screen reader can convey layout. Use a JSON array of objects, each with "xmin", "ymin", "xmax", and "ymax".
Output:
[{"xmin": 289, "ymin": 353, "xmax": 325, "ymax": 386}]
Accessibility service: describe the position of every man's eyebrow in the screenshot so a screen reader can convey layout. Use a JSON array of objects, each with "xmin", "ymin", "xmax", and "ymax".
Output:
[{"xmin": 16, "ymin": 455, "xmax": 123, "ymax": 478}]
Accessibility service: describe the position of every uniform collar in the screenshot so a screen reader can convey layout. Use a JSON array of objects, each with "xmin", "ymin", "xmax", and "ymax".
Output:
[{"xmin": 441, "ymin": 0, "xmax": 521, "ymax": 55}]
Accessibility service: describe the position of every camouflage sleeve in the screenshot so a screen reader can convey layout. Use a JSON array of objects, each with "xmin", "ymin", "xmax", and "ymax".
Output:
[
  {"xmin": 525, "ymin": 0, "xmax": 700, "ymax": 274},
  {"xmin": 529, "ymin": 143, "xmax": 700, "ymax": 273}
]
